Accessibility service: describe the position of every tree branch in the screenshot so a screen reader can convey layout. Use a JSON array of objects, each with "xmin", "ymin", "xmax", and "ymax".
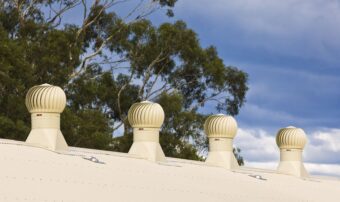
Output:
[
  {"xmin": 47, "ymin": 0, "xmax": 80, "ymax": 25},
  {"xmin": 145, "ymin": 66, "xmax": 165, "ymax": 99},
  {"xmin": 112, "ymin": 121, "xmax": 124, "ymax": 131},
  {"xmin": 69, "ymin": 34, "xmax": 114, "ymax": 79},
  {"xmin": 189, "ymin": 90, "xmax": 228, "ymax": 111},
  {"xmin": 75, "ymin": 0, "xmax": 117, "ymax": 40},
  {"xmin": 81, "ymin": 0, "xmax": 87, "ymax": 21},
  {"xmin": 137, "ymin": 51, "xmax": 169, "ymax": 99},
  {"xmin": 148, "ymin": 84, "xmax": 173, "ymax": 100},
  {"xmin": 117, "ymin": 70, "xmax": 135, "ymax": 121}
]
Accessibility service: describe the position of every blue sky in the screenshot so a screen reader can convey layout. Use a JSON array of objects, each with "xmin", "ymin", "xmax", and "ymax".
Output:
[
  {"xmin": 61, "ymin": 0, "xmax": 340, "ymax": 176},
  {"xmin": 150, "ymin": 0, "xmax": 340, "ymax": 176},
  {"xmin": 148, "ymin": 0, "xmax": 340, "ymax": 133}
]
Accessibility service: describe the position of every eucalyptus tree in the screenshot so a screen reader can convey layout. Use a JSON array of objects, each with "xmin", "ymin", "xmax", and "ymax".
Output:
[{"xmin": 0, "ymin": 0, "xmax": 248, "ymax": 162}]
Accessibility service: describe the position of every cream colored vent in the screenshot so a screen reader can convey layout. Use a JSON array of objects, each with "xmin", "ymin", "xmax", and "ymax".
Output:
[
  {"xmin": 204, "ymin": 114, "xmax": 239, "ymax": 169},
  {"xmin": 127, "ymin": 101, "xmax": 166, "ymax": 162},
  {"xmin": 276, "ymin": 126, "xmax": 309, "ymax": 177},
  {"xmin": 25, "ymin": 83, "xmax": 68, "ymax": 151}
]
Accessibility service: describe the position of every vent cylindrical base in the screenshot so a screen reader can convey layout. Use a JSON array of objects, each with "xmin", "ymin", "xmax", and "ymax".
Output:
[
  {"xmin": 26, "ymin": 113, "xmax": 68, "ymax": 151},
  {"xmin": 31, "ymin": 113, "xmax": 60, "ymax": 129},
  {"xmin": 133, "ymin": 128, "xmax": 159, "ymax": 142},
  {"xmin": 128, "ymin": 128, "xmax": 165, "ymax": 162},
  {"xmin": 209, "ymin": 137, "xmax": 233, "ymax": 152},
  {"xmin": 280, "ymin": 149, "xmax": 302, "ymax": 161},
  {"xmin": 206, "ymin": 138, "xmax": 238, "ymax": 169},
  {"xmin": 277, "ymin": 149, "xmax": 308, "ymax": 177}
]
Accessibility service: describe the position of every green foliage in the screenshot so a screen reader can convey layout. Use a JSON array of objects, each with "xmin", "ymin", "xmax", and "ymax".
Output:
[
  {"xmin": 61, "ymin": 108, "xmax": 113, "ymax": 150},
  {"xmin": 233, "ymin": 148, "xmax": 244, "ymax": 166},
  {"xmin": 0, "ymin": 1, "xmax": 248, "ymax": 162}
]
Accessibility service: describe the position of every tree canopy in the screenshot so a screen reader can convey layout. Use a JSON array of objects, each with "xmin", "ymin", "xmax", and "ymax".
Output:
[{"xmin": 0, "ymin": 0, "xmax": 248, "ymax": 164}]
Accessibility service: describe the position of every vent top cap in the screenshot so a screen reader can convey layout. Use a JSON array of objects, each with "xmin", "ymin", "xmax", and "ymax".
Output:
[
  {"xmin": 204, "ymin": 114, "xmax": 238, "ymax": 138},
  {"xmin": 25, "ymin": 83, "xmax": 66, "ymax": 113},
  {"xmin": 276, "ymin": 126, "xmax": 307, "ymax": 149},
  {"xmin": 128, "ymin": 101, "xmax": 164, "ymax": 128}
]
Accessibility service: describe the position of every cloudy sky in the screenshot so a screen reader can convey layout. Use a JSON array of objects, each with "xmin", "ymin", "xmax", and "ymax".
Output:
[
  {"xmin": 147, "ymin": 0, "xmax": 340, "ymax": 176},
  {"xmin": 62, "ymin": 0, "xmax": 340, "ymax": 176}
]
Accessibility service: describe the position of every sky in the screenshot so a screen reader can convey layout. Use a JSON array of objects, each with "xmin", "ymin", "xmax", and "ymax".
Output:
[
  {"xmin": 151, "ymin": 0, "xmax": 340, "ymax": 177},
  {"xmin": 61, "ymin": 0, "xmax": 340, "ymax": 176}
]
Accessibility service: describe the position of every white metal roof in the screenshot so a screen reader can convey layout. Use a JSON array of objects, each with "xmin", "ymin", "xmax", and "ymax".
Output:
[{"xmin": 0, "ymin": 138, "xmax": 339, "ymax": 202}]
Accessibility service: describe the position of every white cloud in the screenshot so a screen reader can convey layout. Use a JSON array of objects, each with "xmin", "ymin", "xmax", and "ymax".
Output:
[
  {"xmin": 234, "ymin": 128, "xmax": 278, "ymax": 162},
  {"xmin": 246, "ymin": 161, "xmax": 340, "ymax": 177},
  {"xmin": 235, "ymin": 127, "xmax": 340, "ymax": 176},
  {"xmin": 304, "ymin": 129, "xmax": 340, "ymax": 163},
  {"xmin": 310, "ymin": 129, "xmax": 340, "ymax": 152},
  {"xmin": 305, "ymin": 163, "xmax": 340, "ymax": 177}
]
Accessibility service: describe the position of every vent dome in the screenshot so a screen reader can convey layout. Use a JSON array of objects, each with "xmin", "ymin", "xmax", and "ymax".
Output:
[
  {"xmin": 128, "ymin": 101, "xmax": 164, "ymax": 128},
  {"xmin": 25, "ymin": 83, "xmax": 66, "ymax": 113},
  {"xmin": 204, "ymin": 114, "xmax": 238, "ymax": 138},
  {"xmin": 276, "ymin": 126, "xmax": 307, "ymax": 149}
]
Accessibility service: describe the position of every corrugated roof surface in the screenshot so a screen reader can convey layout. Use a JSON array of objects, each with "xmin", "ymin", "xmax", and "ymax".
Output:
[{"xmin": 0, "ymin": 138, "xmax": 339, "ymax": 202}]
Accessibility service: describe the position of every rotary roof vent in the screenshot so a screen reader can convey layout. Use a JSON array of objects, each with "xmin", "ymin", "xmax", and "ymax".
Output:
[
  {"xmin": 25, "ymin": 83, "xmax": 68, "ymax": 151},
  {"xmin": 204, "ymin": 114, "xmax": 239, "ymax": 169},
  {"xmin": 127, "ymin": 101, "xmax": 166, "ymax": 162},
  {"xmin": 276, "ymin": 126, "xmax": 309, "ymax": 177}
]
